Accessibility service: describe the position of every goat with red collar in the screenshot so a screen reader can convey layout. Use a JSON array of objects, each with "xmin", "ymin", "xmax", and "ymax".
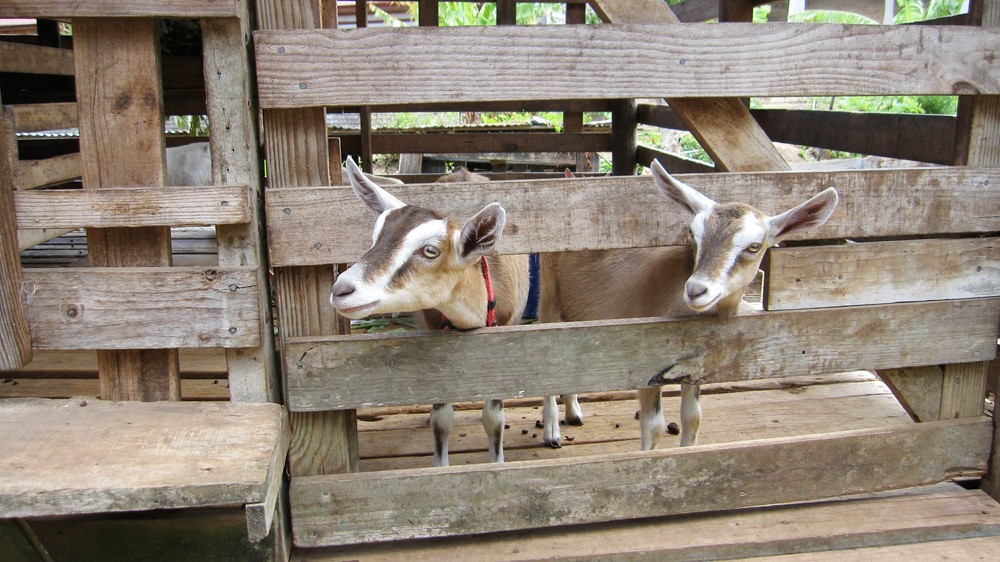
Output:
[{"xmin": 331, "ymin": 157, "xmax": 529, "ymax": 467}]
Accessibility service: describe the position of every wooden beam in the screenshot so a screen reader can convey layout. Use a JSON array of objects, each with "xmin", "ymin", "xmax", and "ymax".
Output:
[
  {"xmin": 202, "ymin": 7, "xmax": 281, "ymax": 405},
  {"xmin": 635, "ymin": 144, "xmax": 715, "ymax": 174},
  {"xmin": 264, "ymin": 167, "xmax": 1000, "ymax": 266},
  {"xmin": 0, "ymin": 92, "xmax": 32, "ymax": 371},
  {"xmin": 371, "ymin": 131, "xmax": 613, "ymax": 154},
  {"xmin": 0, "ymin": 42, "xmax": 74, "ymax": 75},
  {"xmin": 763, "ymin": 238, "xmax": 1000, "ymax": 311},
  {"xmin": 23, "ymin": 267, "xmax": 262, "ymax": 350},
  {"xmin": 257, "ymin": 0, "xmax": 359, "ymax": 479},
  {"xmin": 14, "ymin": 186, "xmax": 252, "ymax": 229},
  {"xmin": 9, "ymin": 102, "xmax": 78, "ymax": 133},
  {"xmin": 12, "ymin": 153, "xmax": 81, "ymax": 190},
  {"xmin": 284, "ymin": 299, "xmax": 999, "ymax": 411},
  {"xmin": 611, "ymin": 99, "xmax": 637, "ymax": 175},
  {"xmin": 74, "ymin": 17, "xmax": 179, "ymax": 401},
  {"xmin": 0, "ymin": 0, "xmax": 241, "ymax": 18},
  {"xmin": 254, "ymin": 25, "xmax": 1000, "ymax": 106},
  {"xmin": 291, "ymin": 417, "xmax": 993, "ymax": 546}
]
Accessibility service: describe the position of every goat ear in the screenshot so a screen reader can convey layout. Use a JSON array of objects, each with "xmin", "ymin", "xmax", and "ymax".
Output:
[
  {"xmin": 564, "ymin": 169, "xmax": 575, "ymax": 179},
  {"xmin": 458, "ymin": 203, "xmax": 506, "ymax": 262},
  {"xmin": 768, "ymin": 187, "xmax": 839, "ymax": 242},
  {"xmin": 651, "ymin": 159, "xmax": 716, "ymax": 215},
  {"xmin": 345, "ymin": 156, "xmax": 405, "ymax": 215}
]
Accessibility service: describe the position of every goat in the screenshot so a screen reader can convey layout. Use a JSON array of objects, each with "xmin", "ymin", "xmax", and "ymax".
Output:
[
  {"xmin": 330, "ymin": 157, "xmax": 530, "ymax": 467},
  {"xmin": 539, "ymin": 160, "xmax": 838, "ymax": 450}
]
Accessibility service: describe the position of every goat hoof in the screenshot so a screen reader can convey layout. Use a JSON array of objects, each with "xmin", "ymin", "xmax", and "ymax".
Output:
[
  {"xmin": 566, "ymin": 416, "xmax": 584, "ymax": 427},
  {"xmin": 543, "ymin": 438, "xmax": 562, "ymax": 449}
]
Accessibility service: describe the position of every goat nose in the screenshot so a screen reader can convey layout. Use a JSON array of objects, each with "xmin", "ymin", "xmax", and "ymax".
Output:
[
  {"xmin": 331, "ymin": 279, "xmax": 355, "ymax": 300},
  {"xmin": 686, "ymin": 280, "xmax": 709, "ymax": 301}
]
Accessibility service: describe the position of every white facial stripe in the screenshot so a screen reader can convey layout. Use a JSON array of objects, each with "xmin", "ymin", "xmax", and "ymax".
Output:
[
  {"xmin": 732, "ymin": 214, "xmax": 767, "ymax": 251},
  {"xmin": 690, "ymin": 212, "xmax": 709, "ymax": 243},
  {"xmin": 375, "ymin": 218, "xmax": 450, "ymax": 286},
  {"xmin": 371, "ymin": 210, "xmax": 390, "ymax": 246}
]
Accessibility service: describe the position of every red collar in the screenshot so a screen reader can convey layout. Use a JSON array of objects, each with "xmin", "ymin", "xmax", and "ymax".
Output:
[{"xmin": 441, "ymin": 256, "xmax": 497, "ymax": 330}]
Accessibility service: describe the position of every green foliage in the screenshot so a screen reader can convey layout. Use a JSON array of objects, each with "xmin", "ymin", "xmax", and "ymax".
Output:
[
  {"xmin": 174, "ymin": 115, "xmax": 209, "ymax": 136},
  {"xmin": 825, "ymin": 95, "xmax": 958, "ymax": 115},
  {"xmin": 789, "ymin": 10, "xmax": 878, "ymax": 24},
  {"xmin": 894, "ymin": 0, "xmax": 965, "ymax": 23},
  {"xmin": 752, "ymin": 4, "xmax": 772, "ymax": 23},
  {"xmin": 678, "ymin": 133, "xmax": 712, "ymax": 164}
]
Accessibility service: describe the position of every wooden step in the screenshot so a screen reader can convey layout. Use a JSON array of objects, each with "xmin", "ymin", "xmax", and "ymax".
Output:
[
  {"xmin": 0, "ymin": 398, "xmax": 288, "ymax": 542},
  {"xmin": 292, "ymin": 485, "xmax": 1000, "ymax": 561}
]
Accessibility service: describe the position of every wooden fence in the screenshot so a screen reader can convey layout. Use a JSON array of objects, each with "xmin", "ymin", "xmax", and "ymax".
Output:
[{"xmin": 255, "ymin": 0, "xmax": 1000, "ymax": 550}]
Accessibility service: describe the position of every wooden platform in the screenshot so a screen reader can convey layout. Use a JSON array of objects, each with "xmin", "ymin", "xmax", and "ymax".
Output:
[
  {"xmin": 0, "ymin": 398, "xmax": 289, "ymax": 542},
  {"xmin": 293, "ymin": 372, "xmax": 1000, "ymax": 560}
]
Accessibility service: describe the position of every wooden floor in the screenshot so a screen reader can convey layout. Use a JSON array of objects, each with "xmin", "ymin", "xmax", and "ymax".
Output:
[{"xmin": 295, "ymin": 371, "xmax": 1000, "ymax": 560}]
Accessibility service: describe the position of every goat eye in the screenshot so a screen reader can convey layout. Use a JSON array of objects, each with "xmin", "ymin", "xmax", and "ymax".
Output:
[
  {"xmin": 421, "ymin": 245, "xmax": 441, "ymax": 259},
  {"xmin": 746, "ymin": 243, "xmax": 763, "ymax": 254}
]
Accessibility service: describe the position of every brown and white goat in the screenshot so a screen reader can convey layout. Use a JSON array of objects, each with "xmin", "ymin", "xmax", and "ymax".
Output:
[
  {"xmin": 330, "ymin": 157, "xmax": 530, "ymax": 467},
  {"xmin": 540, "ymin": 160, "xmax": 838, "ymax": 450}
]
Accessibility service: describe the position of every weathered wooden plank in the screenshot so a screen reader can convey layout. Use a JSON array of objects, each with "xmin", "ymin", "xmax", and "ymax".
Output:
[
  {"xmin": 0, "ymin": 0, "xmax": 241, "ymax": 18},
  {"xmin": 257, "ymin": 0, "xmax": 359, "ymax": 481},
  {"xmin": 284, "ymin": 299, "xmax": 1000, "ymax": 411},
  {"xmin": 372, "ymin": 131, "xmax": 613, "ymax": 154},
  {"xmin": 9, "ymin": 102, "xmax": 78, "ymax": 133},
  {"xmin": 752, "ymin": 109, "xmax": 957, "ymax": 165},
  {"xmin": 636, "ymin": 144, "xmax": 716, "ymax": 174},
  {"xmin": 0, "ymin": 41, "xmax": 74, "ymax": 75},
  {"xmin": 22, "ymin": 267, "xmax": 262, "ymax": 350},
  {"xmin": 12, "ymin": 153, "xmax": 80, "ymax": 190},
  {"xmin": 294, "ymin": 488, "xmax": 1000, "ymax": 560},
  {"xmin": 14, "ymin": 185, "xmax": 252, "ymax": 229},
  {"xmin": 74, "ymin": 17, "xmax": 178, "ymax": 401},
  {"xmin": 290, "ymin": 417, "xmax": 993, "ymax": 546},
  {"xmin": 0, "ymin": 399, "xmax": 287, "ymax": 518},
  {"xmin": 763, "ymin": 238, "xmax": 1000, "ymax": 311},
  {"xmin": 202, "ymin": 10, "xmax": 282, "ymax": 407},
  {"xmin": 264, "ymin": 167, "xmax": 1000, "ymax": 267},
  {"xmin": 0, "ymin": 94, "xmax": 32, "ymax": 371},
  {"xmin": 255, "ymin": 24, "xmax": 1000, "ymax": 108}
]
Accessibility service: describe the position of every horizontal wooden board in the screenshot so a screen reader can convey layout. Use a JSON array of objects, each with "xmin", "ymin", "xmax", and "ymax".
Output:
[
  {"xmin": 297, "ymin": 488, "xmax": 1000, "ymax": 560},
  {"xmin": 23, "ymin": 266, "xmax": 262, "ymax": 350},
  {"xmin": 255, "ymin": 24, "xmax": 1000, "ymax": 108},
  {"xmin": 8, "ymin": 102, "xmax": 78, "ymax": 134},
  {"xmin": 284, "ymin": 299, "xmax": 1000, "ymax": 410},
  {"xmin": 290, "ymin": 417, "xmax": 992, "ymax": 546},
  {"xmin": 372, "ymin": 131, "xmax": 612, "ymax": 154},
  {"xmin": 15, "ymin": 185, "xmax": 253, "ymax": 229},
  {"xmin": 263, "ymin": 166, "xmax": 1000, "ymax": 266},
  {"xmin": 0, "ymin": 0, "xmax": 240, "ymax": 17},
  {"xmin": 0, "ymin": 41, "xmax": 74, "ymax": 75},
  {"xmin": 764, "ymin": 238, "xmax": 1000, "ymax": 310},
  {"xmin": 13, "ymin": 153, "xmax": 81, "ymax": 190},
  {"xmin": 0, "ymin": 398, "xmax": 287, "ymax": 518}
]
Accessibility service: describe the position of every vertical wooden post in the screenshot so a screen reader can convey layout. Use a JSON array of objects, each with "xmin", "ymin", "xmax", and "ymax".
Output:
[
  {"xmin": 497, "ymin": 0, "xmax": 517, "ymax": 25},
  {"xmin": 73, "ymin": 17, "xmax": 179, "ymax": 402},
  {"xmin": 966, "ymin": 0, "xmax": 1000, "ymax": 502},
  {"xmin": 351, "ymin": 0, "xmax": 365, "ymax": 27},
  {"xmin": 611, "ymin": 98, "xmax": 637, "ymax": 176},
  {"xmin": 419, "ymin": 0, "xmax": 439, "ymax": 27},
  {"xmin": 258, "ymin": 0, "xmax": 359, "ymax": 477},
  {"xmin": 0, "ymin": 91, "xmax": 32, "ymax": 371},
  {"xmin": 202, "ymin": 5, "xmax": 281, "ymax": 404},
  {"xmin": 565, "ymin": 1, "xmax": 588, "ymax": 172},
  {"xmin": 719, "ymin": 0, "xmax": 754, "ymax": 23}
]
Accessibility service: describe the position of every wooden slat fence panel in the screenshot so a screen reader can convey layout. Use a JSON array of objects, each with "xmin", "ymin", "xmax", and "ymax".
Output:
[
  {"xmin": 265, "ymin": 167, "xmax": 1000, "ymax": 266},
  {"xmin": 0, "ymin": 1, "xmax": 241, "ymax": 18},
  {"xmin": 24, "ymin": 267, "xmax": 262, "ymax": 350},
  {"xmin": 291, "ymin": 417, "xmax": 993, "ymax": 546},
  {"xmin": 764, "ymin": 238, "xmax": 1000, "ymax": 311},
  {"xmin": 15, "ymin": 185, "xmax": 253, "ymax": 229},
  {"xmin": 255, "ymin": 24, "xmax": 1000, "ymax": 107},
  {"xmin": 284, "ymin": 298, "xmax": 1000, "ymax": 411}
]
